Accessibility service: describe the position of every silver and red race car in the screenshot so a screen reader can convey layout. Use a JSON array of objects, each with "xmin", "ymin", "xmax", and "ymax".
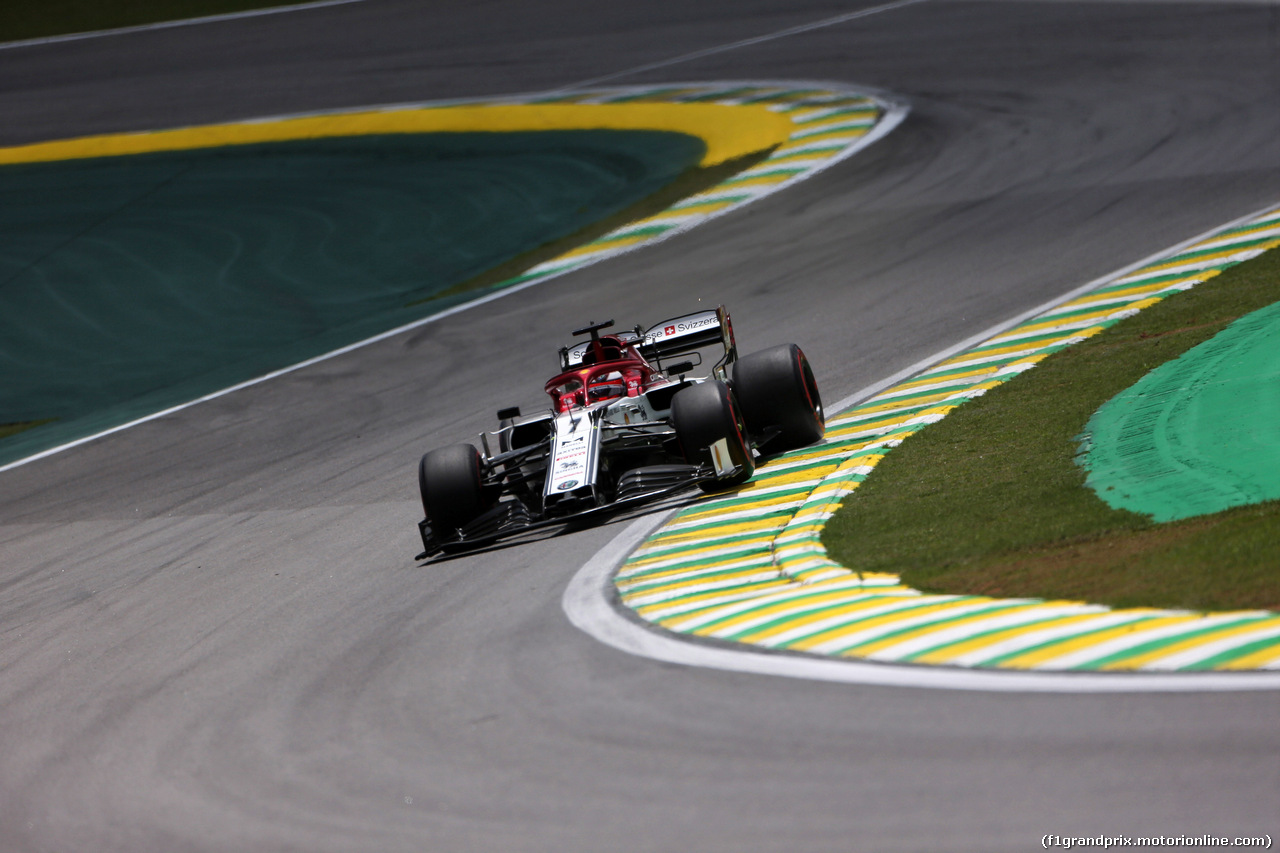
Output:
[{"xmin": 414, "ymin": 306, "xmax": 823, "ymax": 559}]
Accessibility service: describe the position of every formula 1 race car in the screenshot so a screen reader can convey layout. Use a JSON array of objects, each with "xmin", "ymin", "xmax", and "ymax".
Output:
[{"xmin": 414, "ymin": 306, "xmax": 823, "ymax": 559}]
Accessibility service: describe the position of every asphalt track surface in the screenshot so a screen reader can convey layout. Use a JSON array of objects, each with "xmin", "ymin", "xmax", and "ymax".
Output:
[{"xmin": 2, "ymin": 1, "xmax": 1279, "ymax": 850}]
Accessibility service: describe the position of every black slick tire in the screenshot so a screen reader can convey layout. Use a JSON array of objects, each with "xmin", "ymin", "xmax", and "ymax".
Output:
[
  {"xmin": 671, "ymin": 380, "xmax": 755, "ymax": 489},
  {"xmin": 732, "ymin": 343, "xmax": 824, "ymax": 453},
  {"xmin": 418, "ymin": 444, "xmax": 490, "ymax": 530}
]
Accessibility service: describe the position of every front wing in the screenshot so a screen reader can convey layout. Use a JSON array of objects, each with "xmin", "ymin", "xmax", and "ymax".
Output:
[{"xmin": 414, "ymin": 463, "xmax": 712, "ymax": 560}]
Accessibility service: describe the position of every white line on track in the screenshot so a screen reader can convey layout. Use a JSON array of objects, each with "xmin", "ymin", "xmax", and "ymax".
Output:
[
  {"xmin": 0, "ymin": 0, "xmax": 366, "ymax": 51},
  {"xmin": 556, "ymin": 0, "xmax": 931, "ymax": 92}
]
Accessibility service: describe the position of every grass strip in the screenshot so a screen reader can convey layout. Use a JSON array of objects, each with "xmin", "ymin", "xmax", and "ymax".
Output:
[
  {"xmin": 1, "ymin": 0, "xmax": 316, "ymax": 41},
  {"xmin": 823, "ymin": 247, "xmax": 1280, "ymax": 612}
]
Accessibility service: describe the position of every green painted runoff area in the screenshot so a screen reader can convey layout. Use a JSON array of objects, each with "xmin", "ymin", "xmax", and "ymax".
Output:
[
  {"xmin": 0, "ymin": 131, "xmax": 705, "ymax": 464},
  {"xmin": 1082, "ymin": 300, "xmax": 1280, "ymax": 522}
]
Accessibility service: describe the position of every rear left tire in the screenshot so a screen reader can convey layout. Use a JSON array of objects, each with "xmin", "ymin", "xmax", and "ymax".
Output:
[{"xmin": 732, "ymin": 343, "xmax": 824, "ymax": 453}]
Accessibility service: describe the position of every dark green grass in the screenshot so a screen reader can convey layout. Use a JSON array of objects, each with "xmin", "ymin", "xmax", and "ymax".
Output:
[
  {"xmin": 823, "ymin": 246, "xmax": 1280, "ymax": 612},
  {"xmin": 1, "ymin": 0, "xmax": 314, "ymax": 41}
]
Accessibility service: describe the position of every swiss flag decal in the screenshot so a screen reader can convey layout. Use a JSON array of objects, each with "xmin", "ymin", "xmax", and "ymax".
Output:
[{"xmin": 664, "ymin": 325, "xmax": 676, "ymax": 336}]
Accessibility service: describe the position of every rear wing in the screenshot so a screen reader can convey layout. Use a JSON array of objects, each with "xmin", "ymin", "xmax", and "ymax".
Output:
[{"xmin": 562, "ymin": 305, "xmax": 738, "ymax": 377}]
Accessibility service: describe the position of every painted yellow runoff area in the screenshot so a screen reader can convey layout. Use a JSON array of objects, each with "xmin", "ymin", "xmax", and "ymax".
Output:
[{"xmin": 0, "ymin": 103, "xmax": 794, "ymax": 168}]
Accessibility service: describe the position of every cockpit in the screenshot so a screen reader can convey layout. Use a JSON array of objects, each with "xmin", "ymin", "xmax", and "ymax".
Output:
[{"xmin": 545, "ymin": 334, "xmax": 654, "ymax": 412}]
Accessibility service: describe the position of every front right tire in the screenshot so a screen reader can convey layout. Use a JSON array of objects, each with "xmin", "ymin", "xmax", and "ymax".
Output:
[{"xmin": 418, "ymin": 443, "xmax": 491, "ymax": 531}]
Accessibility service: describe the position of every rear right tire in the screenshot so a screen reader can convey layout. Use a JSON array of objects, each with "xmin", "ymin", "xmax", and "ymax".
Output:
[{"xmin": 732, "ymin": 343, "xmax": 824, "ymax": 453}]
